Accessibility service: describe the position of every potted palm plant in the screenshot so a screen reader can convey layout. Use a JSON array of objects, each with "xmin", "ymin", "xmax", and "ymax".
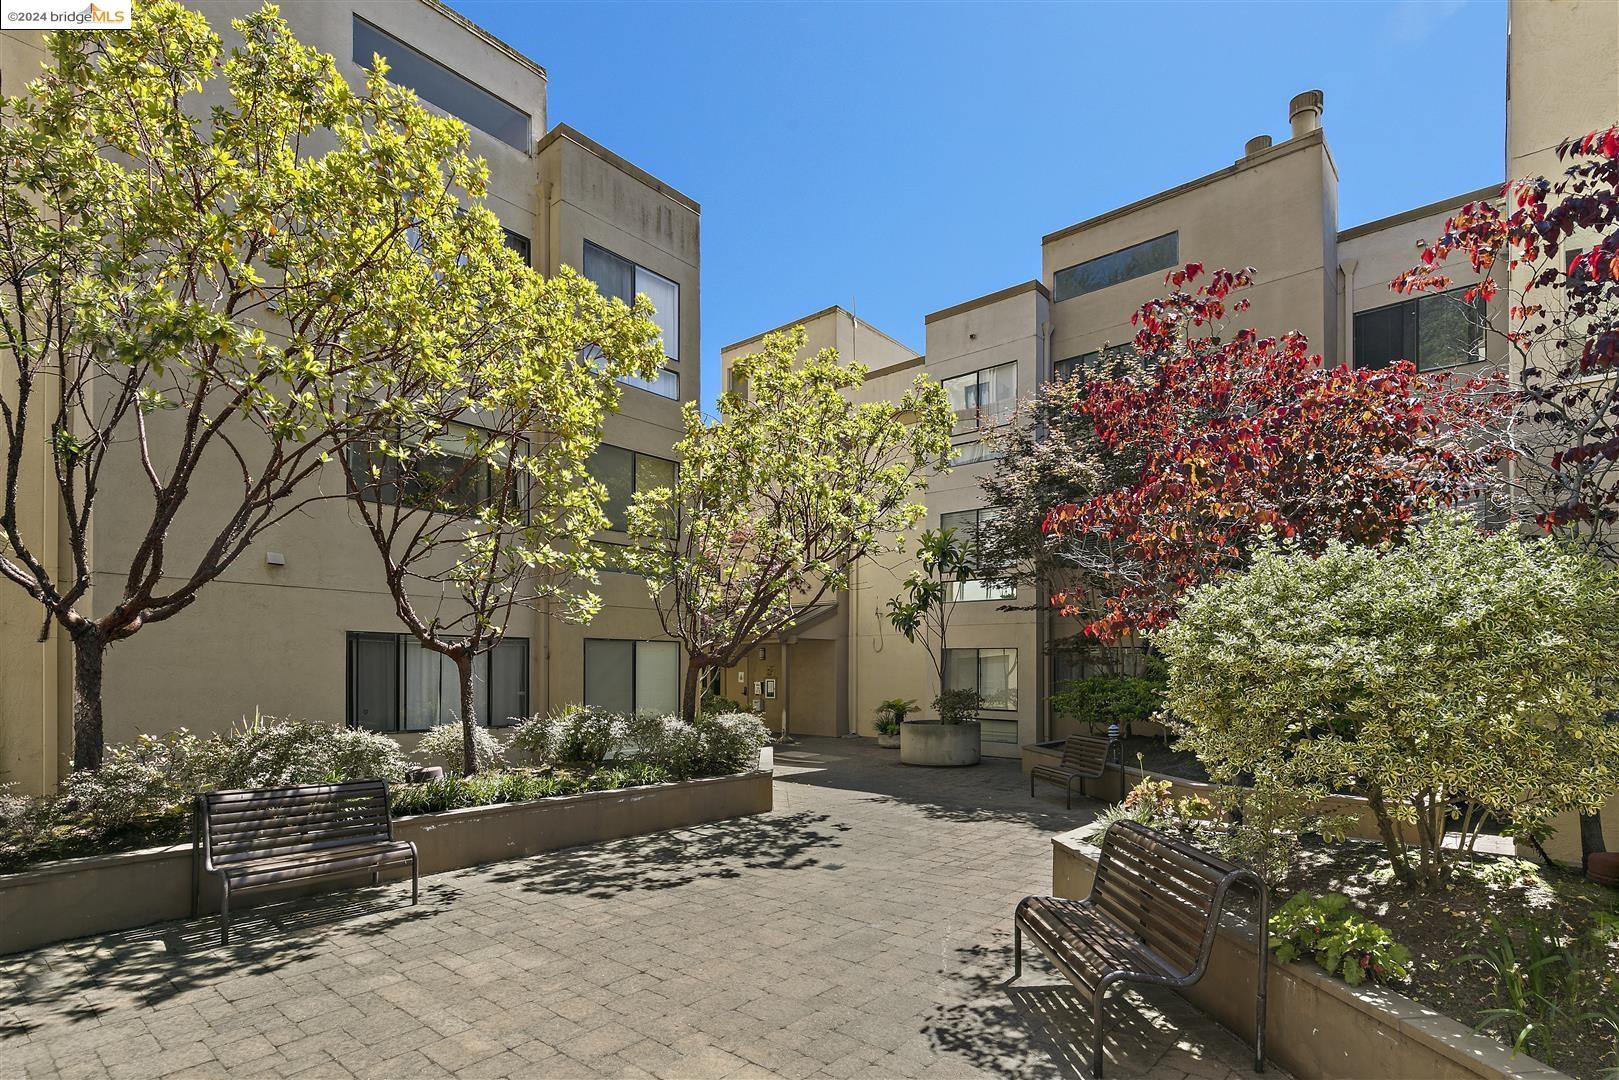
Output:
[
  {"xmin": 886, "ymin": 528, "xmax": 982, "ymax": 766},
  {"xmin": 874, "ymin": 698, "xmax": 917, "ymax": 748}
]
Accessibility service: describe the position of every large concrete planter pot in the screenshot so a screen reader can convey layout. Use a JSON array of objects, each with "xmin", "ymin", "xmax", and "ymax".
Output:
[
  {"xmin": 900, "ymin": 721, "xmax": 980, "ymax": 766},
  {"xmin": 876, "ymin": 730, "xmax": 901, "ymax": 749}
]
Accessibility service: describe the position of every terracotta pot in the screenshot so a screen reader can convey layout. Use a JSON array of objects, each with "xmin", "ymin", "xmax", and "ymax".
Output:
[{"xmin": 1588, "ymin": 851, "xmax": 1619, "ymax": 887}]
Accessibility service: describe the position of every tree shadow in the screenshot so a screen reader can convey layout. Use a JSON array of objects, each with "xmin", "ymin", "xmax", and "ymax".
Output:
[
  {"xmin": 481, "ymin": 810, "xmax": 846, "ymax": 901},
  {"xmin": 0, "ymin": 879, "xmax": 461, "ymax": 1034},
  {"xmin": 926, "ymin": 941, "xmax": 1269, "ymax": 1080},
  {"xmin": 774, "ymin": 739, "xmax": 1106, "ymax": 833}
]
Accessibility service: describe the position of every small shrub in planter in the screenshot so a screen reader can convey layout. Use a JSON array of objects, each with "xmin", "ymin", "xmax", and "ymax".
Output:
[
  {"xmin": 874, "ymin": 698, "xmax": 916, "ymax": 744},
  {"xmin": 417, "ymin": 724, "xmax": 505, "ymax": 776},
  {"xmin": 694, "ymin": 712, "xmax": 770, "ymax": 774},
  {"xmin": 510, "ymin": 706, "xmax": 624, "ymax": 767},
  {"xmin": 932, "ymin": 689, "xmax": 981, "ymax": 725},
  {"xmin": 1269, "ymin": 891, "xmax": 1412, "ymax": 987}
]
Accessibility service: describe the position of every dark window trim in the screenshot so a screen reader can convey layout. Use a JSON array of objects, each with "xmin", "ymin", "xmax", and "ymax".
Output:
[
  {"xmin": 1053, "ymin": 232, "xmax": 1179, "ymax": 303},
  {"xmin": 345, "ymin": 632, "xmax": 529, "ymax": 731},
  {"xmin": 1352, "ymin": 285, "xmax": 1486, "ymax": 372},
  {"xmin": 583, "ymin": 638, "xmax": 678, "ymax": 714},
  {"xmin": 593, "ymin": 443, "xmax": 679, "ymax": 535},
  {"xmin": 944, "ymin": 646, "xmax": 1020, "ymax": 712},
  {"xmin": 352, "ymin": 16, "xmax": 531, "ymax": 151},
  {"xmin": 583, "ymin": 239, "xmax": 681, "ymax": 369}
]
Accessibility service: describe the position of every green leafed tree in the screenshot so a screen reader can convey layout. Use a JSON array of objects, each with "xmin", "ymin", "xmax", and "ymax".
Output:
[
  {"xmin": 337, "ymin": 263, "xmax": 664, "ymax": 776},
  {"xmin": 0, "ymin": 1, "xmax": 537, "ymax": 769},
  {"xmin": 626, "ymin": 327, "xmax": 955, "ymax": 724},
  {"xmin": 1156, "ymin": 514, "xmax": 1619, "ymax": 890}
]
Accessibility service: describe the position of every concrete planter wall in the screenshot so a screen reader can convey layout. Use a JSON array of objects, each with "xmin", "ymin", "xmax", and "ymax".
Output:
[
  {"xmin": 901, "ymin": 721, "xmax": 980, "ymax": 766},
  {"xmin": 1051, "ymin": 828, "xmax": 1571, "ymax": 1080},
  {"xmin": 1022, "ymin": 742, "xmax": 1423, "ymax": 847},
  {"xmin": 0, "ymin": 765, "xmax": 773, "ymax": 957}
]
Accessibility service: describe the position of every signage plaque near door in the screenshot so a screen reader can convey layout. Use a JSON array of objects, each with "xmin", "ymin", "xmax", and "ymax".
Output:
[{"xmin": 763, "ymin": 679, "xmax": 777, "ymax": 699}]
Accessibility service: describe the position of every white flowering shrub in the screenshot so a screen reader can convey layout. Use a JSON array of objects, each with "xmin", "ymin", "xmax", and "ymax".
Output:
[
  {"xmin": 417, "ymin": 723, "xmax": 505, "ymax": 775},
  {"xmin": 625, "ymin": 713, "xmax": 702, "ymax": 779},
  {"xmin": 694, "ymin": 712, "xmax": 770, "ymax": 775}
]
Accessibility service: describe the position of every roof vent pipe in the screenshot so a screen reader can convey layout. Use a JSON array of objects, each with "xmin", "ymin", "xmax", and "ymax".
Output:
[
  {"xmin": 1245, "ymin": 134, "xmax": 1273, "ymax": 157},
  {"xmin": 1289, "ymin": 90, "xmax": 1324, "ymax": 138}
]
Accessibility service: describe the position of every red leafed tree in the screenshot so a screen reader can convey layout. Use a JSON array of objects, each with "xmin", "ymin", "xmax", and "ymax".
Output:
[
  {"xmin": 1393, "ymin": 125, "xmax": 1619, "ymax": 560},
  {"xmin": 1394, "ymin": 125, "xmax": 1619, "ymax": 870},
  {"xmin": 1043, "ymin": 264, "xmax": 1512, "ymax": 640}
]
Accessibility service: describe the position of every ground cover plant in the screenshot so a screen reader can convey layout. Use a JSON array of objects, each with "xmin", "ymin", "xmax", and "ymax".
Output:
[{"xmin": 0, "ymin": 710, "xmax": 768, "ymax": 872}]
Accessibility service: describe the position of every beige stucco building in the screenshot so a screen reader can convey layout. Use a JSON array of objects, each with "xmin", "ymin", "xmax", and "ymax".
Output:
[
  {"xmin": 0, "ymin": 0, "xmax": 699, "ymax": 792},
  {"xmin": 720, "ymin": 0, "xmax": 1616, "ymax": 775}
]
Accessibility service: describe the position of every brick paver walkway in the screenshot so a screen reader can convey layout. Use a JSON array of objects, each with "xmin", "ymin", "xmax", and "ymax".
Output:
[{"xmin": 0, "ymin": 739, "xmax": 1273, "ymax": 1079}]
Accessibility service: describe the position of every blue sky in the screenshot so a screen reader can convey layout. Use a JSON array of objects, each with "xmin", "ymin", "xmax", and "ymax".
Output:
[{"xmin": 452, "ymin": 0, "xmax": 1507, "ymax": 413}]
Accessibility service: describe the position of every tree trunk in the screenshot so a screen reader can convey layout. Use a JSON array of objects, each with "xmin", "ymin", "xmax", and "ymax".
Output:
[
  {"xmin": 680, "ymin": 660, "xmax": 703, "ymax": 725},
  {"xmin": 1579, "ymin": 810, "xmax": 1606, "ymax": 873},
  {"xmin": 1364, "ymin": 785, "xmax": 1416, "ymax": 888},
  {"xmin": 455, "ymin": 654, "xmax": 478, "ymax": 778},
  {"xmin": 71, "ymin": 630, "xmax": 106, "ymax": 772}
]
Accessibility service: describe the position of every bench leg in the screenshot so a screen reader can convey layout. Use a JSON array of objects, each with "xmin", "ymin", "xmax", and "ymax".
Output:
[
  {"xmin": 1013, "ymin": 920, "xmax": 1022, "ymax": 981},
  {"xmin": 410, "ymin": 845, "xmax": 419, "ymax": 905},
  {"xmin": 219, "ymin": 882, "xmax": 231, "ymax": 948},
  {"xmin": 1092, "ymin": 987, "xmax": 1108, "ymax": 1079}
]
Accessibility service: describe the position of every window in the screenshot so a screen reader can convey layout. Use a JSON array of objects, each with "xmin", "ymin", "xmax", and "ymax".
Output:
[
  {"xmin": 502, "ymin": 228, "xmax": 531, "ymax": 266},
  {"xmin": 1354, "ymin": 287, "xmax": 1486, "ymax": 371},
  {"xmin": 352, "ymin": 18, "xmax": 531, "ymax": 151},
  {"xmin": 583, "ymin": 242, "xmax": 680, "ymax": 398},
  {"xmin": 588, "ymin": 444, "xmax": 677, "ymax": 533},
  {"xmin": 584, "ymin": 639, "xmax": 679, "ymax": 715},
  {"xmin": 943, "ymin": 361, "xmax": 1017, "ymax": 435},
  {"xmin": 945, "ymin": 647, "xmax": 1018, "ymax": 711},
  {"xmin": 348, "ymin": 422, "xmax": 523, "ymax": 516},
  {"xmin": 1053, "ymin": 343, "xmax": 1135, "ymax": 383},
  {"xmin": 939, "ymin": 509, "xmax": 1014, "ymax": 602},
  {"xmin": 1053, "ymin": 233, "xmax": 1179, "ymax": 303},
  {"xmin": 347, "ymin": 633, "xmax": 528, "ymax": 731}
]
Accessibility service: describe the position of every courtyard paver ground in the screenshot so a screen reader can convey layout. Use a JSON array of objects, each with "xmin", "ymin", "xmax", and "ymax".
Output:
[{"xmin": 0, "ymin": 738, "xmax": 1274, "ymax": 1080}]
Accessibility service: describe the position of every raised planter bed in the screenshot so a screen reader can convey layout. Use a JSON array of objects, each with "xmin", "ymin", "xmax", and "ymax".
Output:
[
  {"xmin": 901, "ymin": 720, "xmax": 980, "ymax": 766},
  {"xmin": 1051, "ymin": 827, "xmax": 1573, "ymax": 1080},
  {"xmin": 0, "ymin": 762, "xmax": 773, "ymax": 956}
]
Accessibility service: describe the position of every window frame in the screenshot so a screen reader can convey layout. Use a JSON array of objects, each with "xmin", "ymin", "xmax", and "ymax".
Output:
[
  {"xmin": 583, "ymin": 638, "xmax": 680, "ymax": 715},
  {"xmin": 589, "ymin": 443, "xmax": 678, "ymax": 535},
  {"xmin": 942, "ymin": 360, "xmax": 1018, "ymax": 444},
  {"xmin": 347, "ymin": 418, "xmax": 527, "ymax": 519},
  {"xmin": 351, "ymin": 17, "xmax": 532, "ymax": 152},
  {"xmin": 943, "ymin": 646, "xmax": 1019, "ymax": 712},
  {"xmin": 582, "ymin": 240, "xmax": 681, "ymax": 399},
  {"xmin": 1053, "ymin": 232, "xmax": 1179, "ymax": 303},
  {"xmin": 1352, "ymin": 285, "xmax": 1487, "ymax": 372},
  {"xmin": 346, "ymin": 632, "xmax": 529, "ymax": 732},
  {"xmin": 938, "ymin": 508, "xmax": 1015, "ymax": 602}
]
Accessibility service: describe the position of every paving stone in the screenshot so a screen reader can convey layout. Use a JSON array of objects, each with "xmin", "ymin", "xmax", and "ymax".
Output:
[{"xmin": 0, "ymin": 739, "xmax": 1281, "ymax": 1079}]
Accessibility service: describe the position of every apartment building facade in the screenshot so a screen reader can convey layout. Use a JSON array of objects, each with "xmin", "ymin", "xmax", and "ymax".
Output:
[
  {"xmin": 0, "ymin": 0, "xmax": 698, "ymax": 792},
  {"xmin": 720, "ymin": 0, "xmax": 1615, "ymax": 760}
]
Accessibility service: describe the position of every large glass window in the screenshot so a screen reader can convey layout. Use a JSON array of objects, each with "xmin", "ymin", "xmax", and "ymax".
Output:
[
  {"xmin": 348, "ymin": 422, "xmax": 506, "ymax": 514},
  {"xmin": 347, "ymin": 633, "xmax": 528, "ymax": 731},
  {"xmin": 1353, "ymin": 287, "xmax": 1486, "ymax": 371},
  {"xmin": 1053, "ymin": 343, "xmax": 1135, "ymax": 383},
  {"xmin": 1053, "ymin": 233, "xmax": 1179, "ymax": 302},
  {"xmin": 944, "ymin": 647, "xmax": 1018, "ymax": 711},
  {"xmin": 352, "ymin": 18, "xmax": 531, "ymax": 151},
  {"xmin": 587, "ymin": 444, "xmax": 677, "ymax": 533},
  {"xmin": 582, "ymin": 241, "xmax": 680, "ymax": 398},
  {"xmin": 502, "ymin": 228, "xmax": 532, "ymax": 266},
  {"xmin": 943, "ymin": 361, "xmax": 1018, "ymax": 434},
  {"xmin": 584, "ymin": 639, "xmax": 679, "ymax": 715},
  {"xmin": 939, "ymin": 509, "xmax": 1014, "ymax": 602}
]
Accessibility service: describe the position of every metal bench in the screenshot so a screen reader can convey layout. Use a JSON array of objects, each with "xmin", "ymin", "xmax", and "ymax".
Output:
[
  {"xmin": 194, "ymin": 779, "xmax": 417, "ymax": 945},
  {"xmin": 1012, "ymin": 821, "xmax": 1268, "ymax": 1078},
  {"xmin": 1030, "ymin": 734, "xmax": 1122, "ymax": 808}
]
